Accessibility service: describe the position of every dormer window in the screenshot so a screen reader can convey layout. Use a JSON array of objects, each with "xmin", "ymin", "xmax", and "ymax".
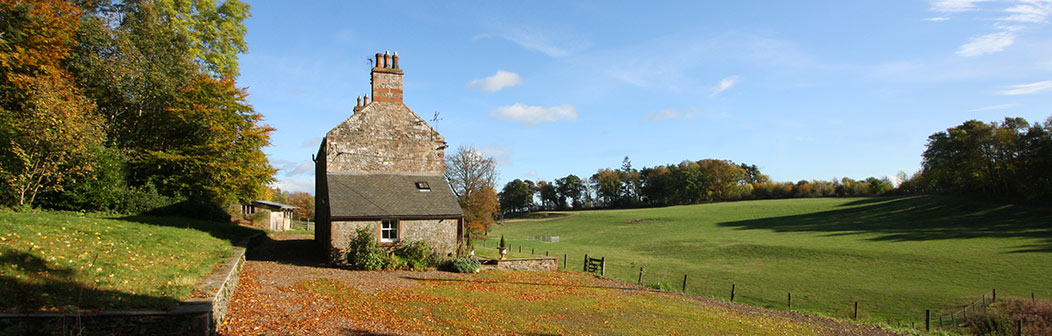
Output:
[{"xmin": 415, "ymin": 181, "xmax": 431, "ymax": 192}]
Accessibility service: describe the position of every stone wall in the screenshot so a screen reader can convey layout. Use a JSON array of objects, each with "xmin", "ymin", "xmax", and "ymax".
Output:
[
  {"xmin": 494, "ymin": 257, "xmax": 559, "ymax": 271},
  {"xmin": 324, "ymin": 101, "xmax": 446, "ymax": 175},
  {"xmin": 330, "ymin": 219, "xmax": 459, "ymax": 263}
]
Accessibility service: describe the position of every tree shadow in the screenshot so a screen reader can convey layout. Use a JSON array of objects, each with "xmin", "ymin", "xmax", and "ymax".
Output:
[
  {"xmin": 115, "ymin": 214, "xmax": 263, "ymax": 246},
  {"xmin": 244, "ymin": 234, "xmax": 327, "ymax": 267},
  {"xmin": 0, "ymin": 248, "xmax": 181, "ymax": 311},
  {"xmin": 718, "ymin": 196, "xmax": 1052, "ymax": 253}
]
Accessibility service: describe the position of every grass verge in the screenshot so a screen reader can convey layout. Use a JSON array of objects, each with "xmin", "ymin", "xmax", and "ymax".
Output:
[{"xmin": 0, "ymin": 210, "xmax": 261, "ymax": 311}]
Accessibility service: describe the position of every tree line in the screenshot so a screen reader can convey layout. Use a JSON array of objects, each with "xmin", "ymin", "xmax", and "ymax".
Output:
[
  {"xmin": 904, "ymin": 116, "xmax": 1052, "ymax": 205},
  {"xmin": 499, "ymin": 157, "xmax": 894, "ymax": 213},
  {"xmin": 0, "ymin": 0, "xmax": 271, "ymax": 218}
]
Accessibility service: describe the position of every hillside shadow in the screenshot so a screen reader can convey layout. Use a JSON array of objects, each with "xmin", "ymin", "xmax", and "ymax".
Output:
[
  {"xmin": 115, "ymin": 215, "xmax": 264, "ymax": 246},
  {"xmin": 718, "ymin": 196, "xmax": 1052, "ymax": 253},
  {"xmin": 245, "ymin": 234, "xmax": 327, "ymax": 267},
  {"xmin": 0, "ymin": 248, "xmax": 181, "ymax": 311}
]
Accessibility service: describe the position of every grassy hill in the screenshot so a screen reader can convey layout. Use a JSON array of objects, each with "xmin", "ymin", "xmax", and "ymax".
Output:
[
  {"xmin": 0, "ymin": 210, "xmax": 260, "ymax": 311},
  {"xmin": 484, "ymin": 196, "xmax": 1052, "ymax": 324}
]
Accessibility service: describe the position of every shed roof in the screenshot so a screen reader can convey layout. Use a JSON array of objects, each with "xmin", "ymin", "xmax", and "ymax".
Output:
[
  {"xmin": 252, "ymin": 200, "xmax": 298, "ymax": 210},
  {"xmin": 327, "ymin": 174, "xmax": 463, "ymax": 219}
]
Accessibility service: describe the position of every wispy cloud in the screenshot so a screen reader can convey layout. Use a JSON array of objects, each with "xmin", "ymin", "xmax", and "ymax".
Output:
[
  {"xmin": 645, "ymin": 109, "xmax": 695, "ymax": 121},
  {"xmin": 287, "ymin": 160, "xmax": 314, "ymax": 177},
  {"xmin": 491, "ymin": 103, "xmax": 578, "ymax": 126},
  {"xmin": 997, "ymin": 80, "xmax": 1052, "ymax": 95},
  {"xmin": 301, "ymin": 137, "xmax": 322, "ymax": 148},
  {"xmin": 481, "ymin": 24, "xmax": 591, "ymax": 57},
  {"xmin": 711, "ymin": 76, "xmax": 740, "ymax": 96},
  {"xmin": 957, "ymin": 31, "xmax": 1017, "ymax": 56},
  {"xmin": 924, "ymin": 16, "xmax": 952, "ymax": 21},
  {"xmin": 272, "ymin": 177, "xmax": 315, "ymax": 195},
  {"xmin": 933, "ymin": 0, "xmax": 1052, "ymax": 57},
  {"xmin": 930, "ymin": 0, "xmax": 988, "ymax": 13},
  {"xmin": 968, "ymin": 103, "xmax": 1018, "ymax": 111},
  {"xmin": 479, "ymin": 145, "xmax": 512, "ymax": 167},
  {"xmin": 468, "ymin": 70, "xmax": 523, "ymax": 92}
]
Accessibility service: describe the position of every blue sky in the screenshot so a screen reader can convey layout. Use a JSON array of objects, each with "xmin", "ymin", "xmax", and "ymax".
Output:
[{"xmin": 239, "ymin": 1, "xmax": 1052, "ymax": 195}]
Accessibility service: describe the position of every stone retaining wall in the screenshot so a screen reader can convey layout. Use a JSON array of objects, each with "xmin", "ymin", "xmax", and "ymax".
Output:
[
  {"xmin": 492, "ymin": 257, "xmax": 559, "ymax": 271},
  {"xmin": 0, "ymin": 236, "xmax": 252, "ymax": 335}
]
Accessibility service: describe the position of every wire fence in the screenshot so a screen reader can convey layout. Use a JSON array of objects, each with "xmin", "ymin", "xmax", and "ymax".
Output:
[{"xmin": 477, "ymin": 238, "xmax": 1044, "ymax": 333}]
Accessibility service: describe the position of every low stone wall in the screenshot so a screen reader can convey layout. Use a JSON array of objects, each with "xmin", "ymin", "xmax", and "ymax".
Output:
[
  {"xmin": 492, "ymin": 257, "xmax": 558, "ymax": 271},
  {"xmin": 0, "ymin": 236, "xmax": 253, "ymax": 335}
]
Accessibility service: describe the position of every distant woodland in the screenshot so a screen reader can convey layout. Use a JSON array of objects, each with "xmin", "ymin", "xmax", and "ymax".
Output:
[
  {"xmin": 499, "ymin": 116, "xmax": 1052, "ymax": 213},
  {"xmin": 0, "ymin": 0, "xmax": 271, "ymax": 217}
]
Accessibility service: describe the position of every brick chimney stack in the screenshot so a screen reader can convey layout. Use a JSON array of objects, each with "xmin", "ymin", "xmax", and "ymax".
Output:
[{"xmin": 371, "ymin": 51, "xmax": 404, "ymax": 103}]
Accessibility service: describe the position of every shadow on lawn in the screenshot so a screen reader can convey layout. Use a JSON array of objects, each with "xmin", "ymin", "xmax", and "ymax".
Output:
[
  {"xmin": 115, "ymin": 215, "xmax": 264, "ymax": 247},
  {"xmin": 0, "ymin": 248, "xmax": 180, "ymax": 311},
  {"xmin": 719, "ymin": 196, "xmax": 1052, "ymax": 253}
]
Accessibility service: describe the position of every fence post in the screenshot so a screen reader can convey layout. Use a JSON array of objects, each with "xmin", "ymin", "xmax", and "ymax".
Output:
[
  {"xmin": 531, "ymin": 247, "xmax": 534, "ymax": 255},
  {"xmin": 951, "ymin": 312, "xmax": 955, "ymax": 326},
  {"xmin": 925, "ymin": 309, "xmax": 930, "ymax": 332},
  {"xmin": 788, "ymin": 292, "xmax": 792, "ymax": 310},
  {"xmin": 854, "ymin": 301, "xmax": 858, "ymax": 319},
  {"xmin": 637, "ymin": 267, "xmax": 644, "ymax": 285},
  {"xmin": 583, "ymin": 254, "xmax": 588, "ymax": 272},
  {"xmin": 731, "ymin": 284, "xmax": 736, "ymax": 302},
  {"xmin": 600, "ymin": 257, "xmax": 606, "ymax": 276},
  {"xmin": 1016, "ymin": 318, "xmax": 1022, "ymax": 336},
  {"xmin": 939, "ymin": 315, "xmax": 943, "ymax": 329},
  {"xmin": 682, "ymin": 274, "xmax": 688, "ymax": 292},
  {"xmin": 519, "ymin": 245, "xmax": 521, "ymax": 253},
  {"xmin": 993, "ymin": 288, "xmax": 996, "ymax": 302},
  {"xmin": 545, "ymin": 251, "xmax": 549, "ymax": 256},
  {"xmin": 563, "ymin": 254, "xmax": 567, "ymax": 269}
]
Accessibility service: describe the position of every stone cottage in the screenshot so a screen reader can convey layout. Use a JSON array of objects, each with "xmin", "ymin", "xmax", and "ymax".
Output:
[{"xmin": 315, "ymin": 51, "xmax": 464, "ymax": 264}]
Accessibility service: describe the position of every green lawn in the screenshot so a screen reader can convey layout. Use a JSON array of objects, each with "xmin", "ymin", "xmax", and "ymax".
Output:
[
  {"xmin": 0, "ymin": 210, "xmax": 261, "ymax": 311},
  {"xmin": 484, "ymin": 196, "xmax": 1052, "ymax": 324}
]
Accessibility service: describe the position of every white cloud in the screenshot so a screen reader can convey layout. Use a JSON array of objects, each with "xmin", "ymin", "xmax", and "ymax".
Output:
[
  {"xmin": 467, "ymin": 70, "xmax": 523, "ymax": 92},
  {"xmin": 924, "ymin": 16, "xmax": 951, "ymax": 21},
  {"xmin": 1001, "ymin": 2, "xmax": 1052, "ymax": 23},
  {"xmin": 711, "ymin": 76, "xmax": 740, "ymax": 96},
  {"xmin": 478, "ymin": 145, "xmax": 512, "ymax": 167},
  {"xmin": 645, "ymin": 109, "xmax": 695, "ymax": 121},
  {"xmin": 490, "ymin": 103, "xmax": 578, "ymax": 126},
  {"xmin": 525, "ymin": 170, "xmax": 539, "ymax": 178},
  {"xmin": 968, "ymin": 103, "xmax": 1018, "ymax": 111},
  {"xmin": 272, "ymin": 177, "xmax": 315, "ymax": 195},
  {"xmin": 301, "ymin": 137, "xmax": 322, "ymax": 148},
  {"xmin": 287, "ymin": 160, "xmax": 314, "ymax": 177},
  {"xmin": 930, "ymin": 0, "xmax": 988, "ymax": 12},
  {"xmin": 997, "ymin": 80, "xmax": 1052, "ymax": 95},
  {"xmin": 956, "ymin": 31, "xmax": 1017, "ymax": 56}
]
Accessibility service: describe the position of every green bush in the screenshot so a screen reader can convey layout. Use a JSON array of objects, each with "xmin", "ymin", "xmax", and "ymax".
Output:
[
  {"xmin": 393, "ymin": 241, "xmax": 437, "ymax": 271},
  {"xmin": 647, "ymin": 282, "xmax": 674, "ymax": 291},
  {"xmin": 346, "ymin": 227, "xmax": 388, "ymax": 270},
  {"xmin": 440, "ymin": 257, "xmax": 481, "ymax": 273}
]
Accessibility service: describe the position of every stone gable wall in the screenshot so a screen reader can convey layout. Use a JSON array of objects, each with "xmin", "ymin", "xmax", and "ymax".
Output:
[{"xmin": 324, "ymin": 102, "xmax": 445, "ymax": 175}]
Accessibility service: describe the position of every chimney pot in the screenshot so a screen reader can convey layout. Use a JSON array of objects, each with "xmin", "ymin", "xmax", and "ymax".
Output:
[
  {"xmin": 383, "ymin": 51, "xmax": 391, "ymax": 69},
  {"xmin": 356, "ymin": 96, "xmax": 362, "ymax": 106},
  {"xmin": 375, "ymin": 53, "xmax": 383, "ymax": 68},
  {"xmin": 392, "ymin": 52, "xmax": 399, "ymax": 69},
  {"xmin": 364, "ymin": 94, "xmax": 369, "ymax": 103}
]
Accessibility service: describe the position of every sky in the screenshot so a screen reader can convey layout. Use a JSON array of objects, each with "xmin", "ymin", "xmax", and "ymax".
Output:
[{"xmin": 238, "ymin": 0, "xmax": 1052, "ymax": 195}]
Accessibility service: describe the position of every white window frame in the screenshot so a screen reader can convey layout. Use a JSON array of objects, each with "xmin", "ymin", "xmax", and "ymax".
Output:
[{"xmin": 380, "ymin": 219, "xmax": 399, "ymax": 243}]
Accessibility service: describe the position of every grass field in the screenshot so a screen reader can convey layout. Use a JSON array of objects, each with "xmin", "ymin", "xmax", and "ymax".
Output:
[
  {"xmin": 0, "ymin": 210, "xmax": 260, "ymax": 311},
  {"xmin": 482, "ymin": 196, "xmax": 1052, "ymax": 324}
]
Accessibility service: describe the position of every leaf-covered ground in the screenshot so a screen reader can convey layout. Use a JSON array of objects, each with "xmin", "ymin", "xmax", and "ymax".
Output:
[{"xmin": 220, "ymin": 234, "xmax": 899, "ymax": 335}]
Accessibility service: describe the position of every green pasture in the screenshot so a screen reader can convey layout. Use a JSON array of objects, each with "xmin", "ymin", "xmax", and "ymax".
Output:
[{"xmin": 482, "ymin": 196, "xmax": 1052, "ymax": 323}]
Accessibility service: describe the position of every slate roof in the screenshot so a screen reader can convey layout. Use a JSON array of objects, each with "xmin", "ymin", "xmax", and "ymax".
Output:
[
  {"xmin": 252, "ymin": 200, "xmax": 298, "ymax": 210},
  {"xmin": 327, "ymin": 174, "xmax": 463, "ymax": 219}
]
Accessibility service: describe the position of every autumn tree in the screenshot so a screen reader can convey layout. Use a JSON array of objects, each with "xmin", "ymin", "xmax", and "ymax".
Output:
[
  {"xmin": 445, "ymin": 145, "xmax": 499, "ymax": 233},
  {"xmin": 0, "ymin": 0, "xmax": 104, "ymax": 206},
  {"xmin": 286, "ymin": 191, "xmax": 315, "ymax": 222}
]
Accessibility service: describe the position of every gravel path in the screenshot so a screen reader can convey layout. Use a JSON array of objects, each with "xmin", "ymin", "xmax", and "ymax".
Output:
[{"xmin": 220, "ymin": 234, "xmax": 902, "ymax": 336}]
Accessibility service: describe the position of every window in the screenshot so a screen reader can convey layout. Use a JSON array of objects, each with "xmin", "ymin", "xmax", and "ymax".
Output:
[
  {"xmin": 415, "ymin": 181, "xmax": 431, "ymax": 192},
  {"xmin": 381, "ymin": 220, "xmax": 399, "ymax": 243}
]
